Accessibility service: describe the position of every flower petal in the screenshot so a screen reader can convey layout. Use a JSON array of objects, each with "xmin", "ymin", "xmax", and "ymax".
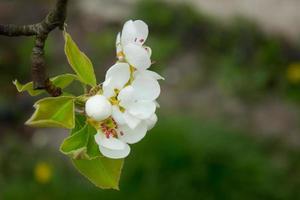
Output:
[
  {"xmin": 118, "ymin": 86, "xmax": 135, "ymax": 108},
  {"xmin": 134, "ymin": 70, "xmax": 165, "ymax": 80},
  {"xmin": 95, "ymin": 132, "xmax": 126, "ymax": 150},
  {"xmin": 99, "ymin": 144, "xmax": 130, "ymax": 159},
  {"xmin": 145, "ymin": 113, "xmax": 157, "ymax": 130},
  {"xmin": 116, "ymin": 32, "xmax": 123, "ymax": 58},
  {"xmin": 133, "ymin": 20, "xmax": 148, "ymax": 45},
  {"xmin": 128, "ymin": 100, "xmax": 156, "ymax": 119},
  {"xmin": 131, "ymin": 75, "xmax": 161, "ymax": 101},
  {"xmin": 123, "ymin": 43, "xmax": 151, "ymax": 70},
  {"xmin": 112, "ymin": 105, "xmax": 125, "ymax": 125},
  {"xmin": 121, "ymin": 20, "xmax": 148, "ymax": 46},
  {"xmin": 121, "ymin": 20, "xmax": 136, "ymax": 46},
  {"xmin": 103, "ymin": 62, "xmax": 130, "ymax": 98},
  {"xmin": 118, "ymin": 122, "xmax": 147, "ymax": 144},
  {"xmin": 95, "ymin": 132, "xmax": 131, "ymax": 159},
  {"xmin": 105, "ymin": 62, "xmax": 130, "ymax": 87},
  {"xmin": 144, "ymin": 46, "xmax": 152, "ymax": 57},
  {"xmin": 123, "ymin": 112, "xmax": 141, "ymax": 129},
  {"xmin": 102, "ymin": 78, "xmax": 115, "ymax": 98}
]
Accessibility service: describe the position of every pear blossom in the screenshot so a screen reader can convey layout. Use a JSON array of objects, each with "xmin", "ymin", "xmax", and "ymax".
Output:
[
  {"xmin": 83, "ymin": 19, "xmax": 163, "ymax": 159},
  {"xmin": 116, "ymin": 20, "xmax": 152, "ymax": 70},
  {"xmin": 102, "ymin": 62, "xmax": 160, "ymax": 129},
  {"xmin": 94, "ymin": 117, "xmax": 148, "ymax": 159}
]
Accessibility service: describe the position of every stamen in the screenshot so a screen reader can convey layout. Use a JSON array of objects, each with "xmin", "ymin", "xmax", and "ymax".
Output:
[
  {"xmin": 139, "ymin": 39, "xmax": 144, "ymax": 43},
  {"xmin": 134, "ymin": 38, "xmax": 137, "ymax": 42}
]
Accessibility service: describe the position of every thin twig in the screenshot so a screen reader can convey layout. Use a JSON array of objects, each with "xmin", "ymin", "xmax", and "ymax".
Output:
[{"xmin": 0, "ymin": 0, "xmax": 69, "ymax": 97}]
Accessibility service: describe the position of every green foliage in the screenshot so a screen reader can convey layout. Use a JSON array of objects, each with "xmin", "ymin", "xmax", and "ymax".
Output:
[
  {"xmin": 60, "ymin": 114, "xmax": 123, "ymax": 189},
  {"xmin": 72, "ymin": 157, "xmax": 123, "ymax": 190},
  {"xmin": 14, "ymin": 30, "xmax": 123, "ymax": 190},
  {"xmin": 60, "ymin": 118, "xmax": 99, "ymax": 160},
  {"xmin": 25, "ymin": 96, "xmax": 75, "ymax": 129},
  {"xmin": 64, "ymin": 31, "xmax": 97, "ymax": 87},
  {"xmin": 13, "ymin": 73, "xmax": 78, "ymax": 96}
]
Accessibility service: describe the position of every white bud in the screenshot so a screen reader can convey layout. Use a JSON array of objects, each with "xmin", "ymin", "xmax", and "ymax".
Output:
[{"xmin": 85, "ymin": 95, "xmax": 112, "ymax": 121}]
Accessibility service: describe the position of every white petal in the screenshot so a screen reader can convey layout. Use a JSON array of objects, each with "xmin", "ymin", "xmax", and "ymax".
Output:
[
  {"xmin": 154, "ymin": 100, "xmax": 160, "ymax": 108},
  {"xmin": 112, "ymin": 105, "xmax": 125, "ymax": 125},
  {"xmin": 128, "ymin": 100, "xmax": 156, "ymax": 119},
  {"xmin": 133, "ymin": 20, "xmax": 148, "ymax": 45},
  {"xmin": 99, "ymin": 144, "xmax": 130, "ymax": 159},
  {"xmin": 116, "ymin": 32, "xmax": 123, "ymax": 57},
  {"xmin": 123, "ymin": 43, "xmax": 151, "ymax": 70},
  {"xmin": 118, "ymin": 122, "xmax": 147, "ymax": 144},
  {"xmin": 95, "ymin": 132, "xmax": 126, "ymax": 150},
  {"xmin": 118, "ymin": 86, "xmax": 135, "ymax": 108},
  {"xmin": 103, "ymin": 63, "xmax": 130, "ymax": 98},
  {"xmin": 121, "ymin": 20, "xmax": 149, "ymax": 46},
  {"xmin": 145, "ymin": 113, "xmax": 157, "ymax": 130},
  {"xmin": 134, "ymin": 70, "xmax": 165, "ymax": 80},
  {"xmin": 121, "ymin": 20, "xmax": 136, "ymax": 46},
  {"xmin": 144, "ymin": 46, "xmax": 152, "ymax": 57},
  {"xmin": 131, "ymin": 75, "xmax": 161, "ymax": 101},
  {"xmin": 95, "ymin": 133, "xmax": 131, "ymax": 159},
  {"xmin": 105, "ymin": 62, "xmax": 130, "ymax": 88},
  {"xmin": 85, "ymin": 95, "xmax": 112, "ymax": 121},
  {"xmin": 123, "ymin": 112, "xmax": 141, "ymax": 129},
  {"xmin": 102, "ymin": 78, "xmax": 115, "ymax": 98}
]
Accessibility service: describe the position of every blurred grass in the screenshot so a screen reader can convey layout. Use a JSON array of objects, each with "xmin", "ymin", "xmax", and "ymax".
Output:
[{"xmin": 1, "ymin": 116, "xmax": 300, "ymax": 199}]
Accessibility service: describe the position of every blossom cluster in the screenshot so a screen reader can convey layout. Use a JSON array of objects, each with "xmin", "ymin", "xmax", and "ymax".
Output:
[{"xmin": 85, "ymin": 20, "xmax": 163, "ymax": 159}]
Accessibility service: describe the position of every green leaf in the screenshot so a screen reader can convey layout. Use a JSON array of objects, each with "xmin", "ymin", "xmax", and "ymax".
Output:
[
  {"xmin": 25, "ymin": 96, "xmax": 75, "ymax": 129},
  {"xmin": 71, "ymin": 114, "xmax": 87, "ymax": 135},
  {"xmin": 60, "ymin": 120, "xmax": 100, "ymax": 159},
  {"xmin": 13, "ymin": 73, "xmax": 78, "ymax": 96},
  {"xmin": 60, "ymin": 124, "xmax": 90, "ymax": 159},
  {"xmin": 72, "ymin": 157, "xmax": 124, "ymax": 190},
  {"xmin": 64, "ymin": 31, "xmax": 97, "ymax": 86}
]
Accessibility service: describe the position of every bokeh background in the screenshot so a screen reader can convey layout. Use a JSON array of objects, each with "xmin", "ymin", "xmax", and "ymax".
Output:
[{"xmin": 1, "ymin": 0, "xmax": 300, "ymax": 199}]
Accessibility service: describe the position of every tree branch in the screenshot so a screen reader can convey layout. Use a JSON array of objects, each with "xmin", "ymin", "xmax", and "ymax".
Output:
[{"xmin": 0, "ymin": 0, "xmax": 69, "ymax": 97}]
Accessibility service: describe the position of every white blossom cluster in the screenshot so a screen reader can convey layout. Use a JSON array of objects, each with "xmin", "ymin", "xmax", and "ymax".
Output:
[{"xmin": 85, "ymin": 20, "xmax": 164, "ymax": 159}]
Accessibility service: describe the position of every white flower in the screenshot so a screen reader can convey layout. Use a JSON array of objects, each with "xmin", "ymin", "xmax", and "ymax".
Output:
[
  {"xmin": 103, "ymin": 62, "xmax": 160, "ymax": 129},
  {"xmin": 91, "ymin": 19, "xmax": 163, "ymax": 159},
  {"xmin": 116, "ymin": 20, "xmax": 152, "ymax": 70},
  {"xmin": 95, "ymin": 132, "xmax": 130, "ymax": 159},
  {"xmin": 85, "ymin": 95, "xmax": 112, "ymax": 121},
  {"xmin": 94, "ymin": 118, "xmax": 148, "ymax": 159},
  {"xmin": 120, "ymin": 19, "xmax": 148, "ymax": 47}
]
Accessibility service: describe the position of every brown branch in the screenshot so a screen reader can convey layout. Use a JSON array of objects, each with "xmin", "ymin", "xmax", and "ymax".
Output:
[{"xmin": 0, "ymin": 0, "xmax": 69, "ymax": 97}]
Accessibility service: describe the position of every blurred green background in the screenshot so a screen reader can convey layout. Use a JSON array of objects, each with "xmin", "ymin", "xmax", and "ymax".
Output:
[{"xmin": 1, "ymin": 0, "xmax": 300, "ymax": 199}]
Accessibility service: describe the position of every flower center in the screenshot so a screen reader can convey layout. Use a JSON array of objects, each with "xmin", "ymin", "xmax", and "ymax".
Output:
[
  {"xmin": 117, "ymin": 51, "xmax": 125, "ymax": 60},
  {"xmin": 100, "ymin": 118, "xmax": 118, "ymax": 138},
  {"xmin": 109, "ymin": 89, "xmax": 126, "ymax": 113}
]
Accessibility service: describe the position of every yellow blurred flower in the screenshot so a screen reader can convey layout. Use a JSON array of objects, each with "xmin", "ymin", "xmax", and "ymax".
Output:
[
  {"xmin": 287, "ymin": 63, "xmax": 300, "ymax": 84},
  {"xmin": 34, "ymin": 161, "xmax": 52, "ymax": 184}
]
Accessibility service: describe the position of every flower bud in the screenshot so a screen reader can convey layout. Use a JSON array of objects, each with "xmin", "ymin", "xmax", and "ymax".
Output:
[{"xmin": 85, "ymin": 95, "xmax": 112, "ymax": 121}]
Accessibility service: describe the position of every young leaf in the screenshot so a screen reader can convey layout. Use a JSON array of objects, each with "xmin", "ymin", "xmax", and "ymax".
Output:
[
  {"xmin": 72, "ymin": 157, "xmax": 124, "ymax": 190},
  {"xmin": 64, "ymin": 31, "xmax": 97, "ymax": 86},
  {"xmin": 13, "ymin": 73, "xmax": 78, "ymax": 96},
  {"xmin": 71, "ymin": 114, "xmax": 87, "ymax": 135},
  {"xmin": 60, "ymin": 124, "xmax": 90, "ymax": 159},
  {"xmin": 26, "ymin": 96, "xmax": 75, "ymax": 129},
  {"xmin": 60, "ymin": 121, "xmax": 100, "ymax": 159}
]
